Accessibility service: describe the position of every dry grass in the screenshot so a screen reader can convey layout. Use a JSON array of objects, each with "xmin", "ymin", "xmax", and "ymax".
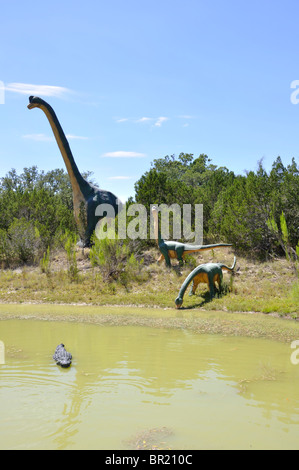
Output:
[{"xmin": 0, "ymin": 247, "xmax": 298, "ymax": 316}]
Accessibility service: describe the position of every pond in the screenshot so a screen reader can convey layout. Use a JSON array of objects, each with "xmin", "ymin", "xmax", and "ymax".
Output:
[{"xmin": 0, "ymin": 319, "xmax": 299, "ymax": 450}]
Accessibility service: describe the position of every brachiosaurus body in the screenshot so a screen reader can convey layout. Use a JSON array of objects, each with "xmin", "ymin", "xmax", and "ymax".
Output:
[
  {"xmin": 175, "ymin": 257, "xmax": 236, "ymax": 308},
  {"xmin": 28, "ymin": 96, "xmax": 121, "ymax": 247},
  {"xmin": 151, "ymin": 206, "xmax": 232, "ymax": 267}
]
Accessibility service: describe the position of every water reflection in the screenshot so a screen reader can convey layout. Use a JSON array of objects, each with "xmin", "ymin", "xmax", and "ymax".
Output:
[{"xmin": 0, "ymin": 319, "xmax": 299, "ymax": 449}]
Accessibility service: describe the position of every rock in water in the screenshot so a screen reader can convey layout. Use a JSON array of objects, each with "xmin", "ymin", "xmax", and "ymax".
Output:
[{"xmin": 53, "ymin": 344, "xmax": 72, "ymax": 368}]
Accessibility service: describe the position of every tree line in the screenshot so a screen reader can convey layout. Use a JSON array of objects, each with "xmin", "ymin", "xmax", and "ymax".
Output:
[
  {"xmin": 0, "ymin": 167, "xmax": 78, "ymax": 265},
  {"xmin": 134, "ymin": 153, "xmax": 299, "ymax": 260},
  {"xmin": 0, "ymin": 153, "xmax": 298, "ymax": 266}
]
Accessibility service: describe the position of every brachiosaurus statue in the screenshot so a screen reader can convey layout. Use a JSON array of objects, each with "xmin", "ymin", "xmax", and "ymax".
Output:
[
  {"xmin": 27, "ymin": 96, "xmax": 121, "ymax": 247},
  {"xmin": 151, "ymin": 205, "xmax": 232, "ymax": 267},
  {"xmin": 175, "ymin": 257, "xmax": 236, "ymax": 308}
]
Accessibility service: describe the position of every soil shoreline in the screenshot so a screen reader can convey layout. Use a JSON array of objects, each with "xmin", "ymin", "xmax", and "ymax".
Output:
[{"xmin": 1, "ymin": 302, "xmax": 299, "ymax": 344}]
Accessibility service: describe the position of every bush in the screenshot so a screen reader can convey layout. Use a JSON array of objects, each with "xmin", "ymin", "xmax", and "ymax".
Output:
[
  {"xmin": 0, "ymin": 228, "xmax": 12, "ymax": 267},
  {"xmin": 40, "ymin": 246, "xmax": 51, "ymax": 275},
  {"xmin": 89, "ymin": 232, "xmax": 145, "ymax": 287},
  {"xmin": 60, "ymin": 231, "xmax": 79, "ymax": 282},
  {"xmin": 8, "ymin": 218, "xmax": 42, "ymax": 265}
]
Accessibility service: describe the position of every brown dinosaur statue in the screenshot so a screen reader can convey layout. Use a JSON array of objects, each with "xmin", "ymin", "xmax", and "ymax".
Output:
[{"xmin": 152, "ymin": 205, "xmax": 232, "ymax": 267}]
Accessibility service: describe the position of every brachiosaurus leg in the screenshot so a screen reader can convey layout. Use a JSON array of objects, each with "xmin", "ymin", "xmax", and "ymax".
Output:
[
  {"xmin": 213, "ymin": 271, "xmax": 223, "ymax": 295},
  {"xmin": 213, "ymin": 273, "xmax": 219, "ymax": 292},
  {"xmin": 157, "ymin": 254, "xmax": 164, "ymax": 264},
  {"xmin": 189, "ymin": 273, "xmax": 207, "ymax": 296},
  {"xmin": 175, "ymin": 247, "xmax": 185, "ymax": 265},
  {"xmin": 189, "ymin": 279, "xmax": 198, "ymax": 296},
  {"xmin": 164, "ymin": 255, "xmax": 171, "ymax": 267},
  {"xmin": 208, "ymin": 274, "xmax": 216, "ymax": 299},
  {"xmin": 160, "ymin": 248, "xmax": 171, "ymax": 267},
  {"xmin": 218, "ymin": 271, "xmax": 223, "ymax": 294}
]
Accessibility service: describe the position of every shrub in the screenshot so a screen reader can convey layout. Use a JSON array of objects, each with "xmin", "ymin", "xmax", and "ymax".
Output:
[
  {"xmin": 0, "ymin": 228, "xmax": 12, "ymax": 267},
  {"xmin": 89, "ymin": 232, "xmax": 145, "ymax": 287},
  {"xmin": 40, "ymin": 246, "xmax": 51, "ymax": 275},
  {"xmin": 8, "ymin": 218, "xmax": 42, "ymax": 265},
  {"xmin": 60, "ymin": 231, "xmax": 79, "ymax": 282}
]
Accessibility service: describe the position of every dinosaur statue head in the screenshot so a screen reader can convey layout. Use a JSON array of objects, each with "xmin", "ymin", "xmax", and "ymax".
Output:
[
  {"xmin": 151, "ymin": 206, "xmax": 161, "ymax": 246},
  {"xmin": 175, "ymin": 296, "xmax": 183, "ymax": 309},
  {"xmin": 27, "ymin": 96, "xmax": 46, "ymax": 110},
  {"xmin": 151, "ymin": 205, "xmax": 159, "ymax": 218}
]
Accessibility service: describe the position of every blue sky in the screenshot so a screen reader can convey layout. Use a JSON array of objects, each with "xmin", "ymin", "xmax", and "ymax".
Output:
[{"xmin": 0, "ymin": 0, "xmax": 299, "ymax": 202}]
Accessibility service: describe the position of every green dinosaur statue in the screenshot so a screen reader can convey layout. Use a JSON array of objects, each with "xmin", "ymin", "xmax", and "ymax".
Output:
[
  {"xmin": 175, "ymin": 256, "xmax": 236, "ymax": 308},
  {"xmin": 27, "ymin": 96, "xmax": 121, "ymax": 247},
  {"xmin": 152, "ymin": 206, "xmax": 232, "ymax": 267}
]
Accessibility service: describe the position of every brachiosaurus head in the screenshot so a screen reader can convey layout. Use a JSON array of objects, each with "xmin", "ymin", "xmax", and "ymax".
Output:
[
  {"xmin": 175, "ymin": 296, "xmax": 183, "ymax": 309},
  {"xmin": 27, "ymin": 96, "xmax": 46, "ymax": 110},
  {"xmin": 151, "ymin": 205, "xmax": 160, "ymax": 244}
]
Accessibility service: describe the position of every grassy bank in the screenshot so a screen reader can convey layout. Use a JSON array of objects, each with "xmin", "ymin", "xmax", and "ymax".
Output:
[
  {"xmin": 0, "ymin": 303, "xmax": 299, "ymax": 343},
  {"xmin": 0, "ymin": 248, "xmax": 298, "ymax": 316}
]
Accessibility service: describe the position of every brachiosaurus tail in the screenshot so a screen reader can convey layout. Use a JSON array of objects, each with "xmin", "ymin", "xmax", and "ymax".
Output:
[
  {"xmin": 220, "ymin": 256, "xmax": 236, "ymax": 271},
  {"xmin": 183, "ymin": 243, "xmax": 233, "ymax": 253}
]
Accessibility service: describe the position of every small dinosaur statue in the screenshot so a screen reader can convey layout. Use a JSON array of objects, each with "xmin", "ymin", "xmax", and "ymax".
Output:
[
  {"xmin": 53, "ymin": 344, "xmax": 72, "ymax": 368},
  {"xmin": 175, "ymin": 256, "xmax": 236, "ymax": 308},
  {"xmin": 28, "ymin": 96, "xmax": 121, "ymax": 247},
  {"xmin": 152, "ymin": 206, "xmax": 232, "ymax": 267}
]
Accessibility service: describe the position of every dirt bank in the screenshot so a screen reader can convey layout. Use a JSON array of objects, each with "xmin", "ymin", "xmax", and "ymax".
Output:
[{"xmin": 1, "ymin": 303, "xmax": 299, "ymax": 343}]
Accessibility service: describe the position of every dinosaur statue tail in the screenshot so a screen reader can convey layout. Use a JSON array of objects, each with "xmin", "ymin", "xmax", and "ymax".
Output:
[
  {"xmin": 221, "ymin": 256, "xmax": 236, "ymax": 271},
  {"xmin": 184, "ymin": 243, "xmax": 232, "ymax": 252}
]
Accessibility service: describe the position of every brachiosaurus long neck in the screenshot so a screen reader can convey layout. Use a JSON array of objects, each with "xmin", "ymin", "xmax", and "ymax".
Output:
[
  {"xmin": 28, "ymin": 96, "xmax": 89, "ymax": 201},
  {"xmin": 177, "ymin": 266, "xmax": 205, "ymax": 300}
]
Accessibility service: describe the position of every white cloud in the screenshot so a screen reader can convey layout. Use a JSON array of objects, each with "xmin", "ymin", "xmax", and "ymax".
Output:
[
  {"xmin": 136, "ymin": 117, "xmax": 153, "ymax": 123},
  {"xmin": 178, "ymin": 115, "xmax": 195, "ymax": 119},
  {"xmin": 5, "ymin": 82, "xmax": 72, "ymax": 98},
  {"xmin": 102, "ymin": 151, "xmax": 146, "ymax": 158},
  {"xmin": 154, "ymin": 116, "xmax": 168, "ymax": 127},
  {"xmin": 66, "ymin": 134, "xmax": 88, "ymax": 140},
  {"xmin": 107, "ymin": 176, "xmax": 133, "ymax": 180},
  {"xmin": 116, "ymin": 118, "xmax": 129, "ymax": 123},
  {"xmin": 115, "ymin": 116, "xmax": 169, "ymax": 127},
  {"xmin": 22, "ymin": 133, "xmax": 54, "ymax": 142},
  {"xmin": 22, "ymin": 133, "xmax": 88, "ymax": 141}
]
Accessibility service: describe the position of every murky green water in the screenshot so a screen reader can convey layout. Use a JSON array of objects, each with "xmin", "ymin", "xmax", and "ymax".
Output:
[{"xmin": 0, "ymin": 319, "xmax": 299, "ymax": 450}]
